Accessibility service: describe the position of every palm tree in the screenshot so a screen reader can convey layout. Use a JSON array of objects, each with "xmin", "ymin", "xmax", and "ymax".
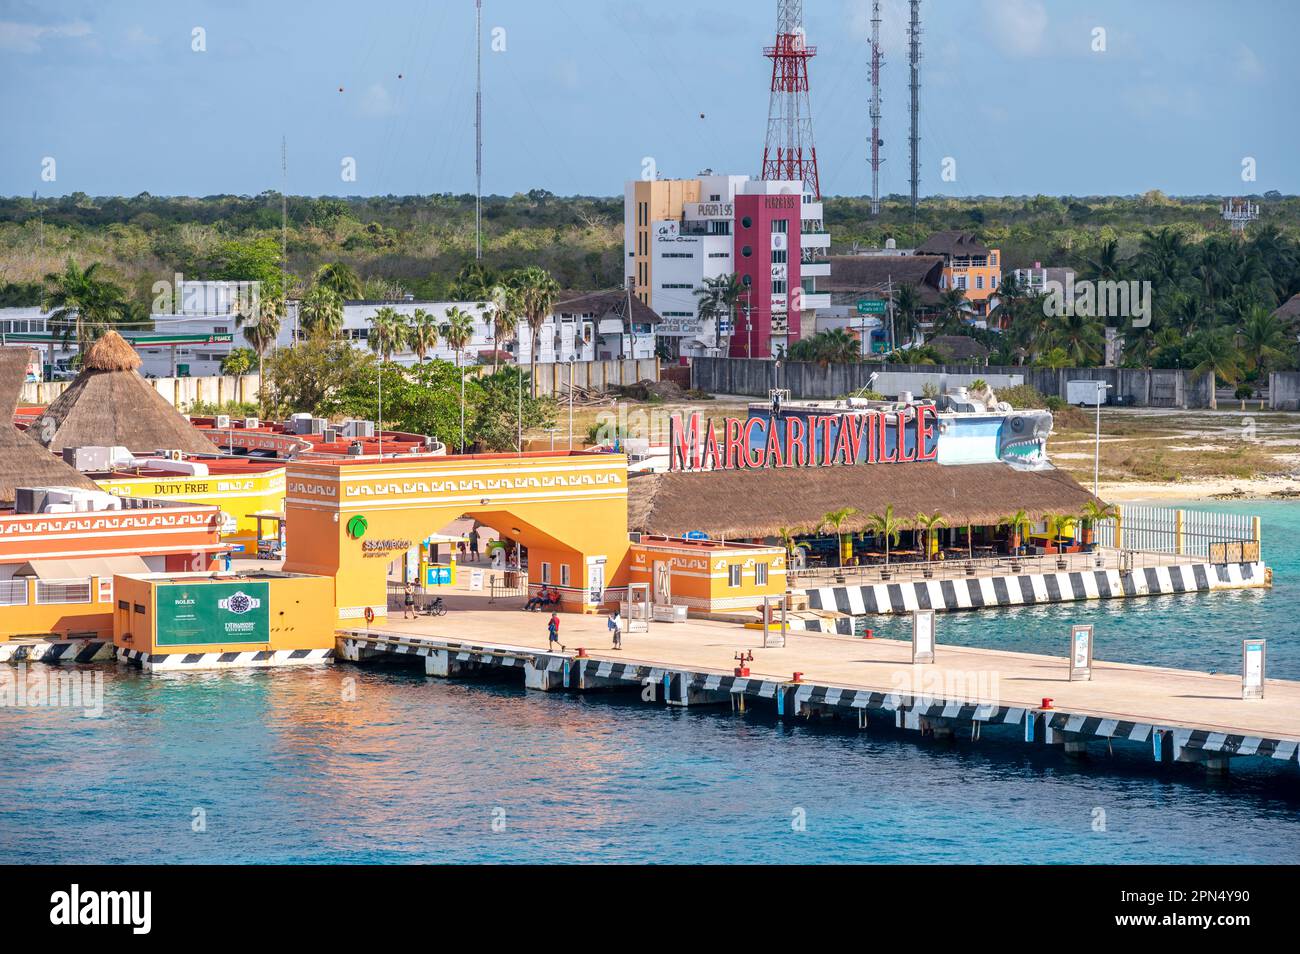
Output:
[
  {"xmin": 300, "ymin": 284, "xmax": 344, "ymax": 339},
  {"xmin": 866, "ymin": 504, "xmax": 903, "ymax": 567},
  {"xmin": 1078, "ymin": 500, "xmax": 1118, "ymax": 548},
  {"xmin": 450, "ymin": 261, "xmax": 496, "ymax": 300},
  {"xmin": 487, "ymin": 283, "xmax": 522, "ymax": 371},
  {"xmin": 441, "ymin": 306, "xmax": 476, "ymax": 452},
  {"xmin": 1048, "ymin": 310, "xmax": 1105, "ymax": 366},
  {"xmin": 1035, "ymin": 346, "xmax": 1073, "ymax": 369},
  {"xmin": 1084, "ymin": 238, "xmax": 1122, "ymax": 282},
  {"xmin": 1043, "ymin": 513, "xmax": 1071, "ymax": 555},
  {"xmin": 407, "ymin": 308, "xmax": 440, "ymax": 363},
  {"xmin": 240, "ymin": 294, "xmax": 283, "ymax": 416},
  {"xmin": 694, "ymin": 273, "xmax": 742, "ymax": 355},
  {"xmin": 367, "ymin": 306, "xmax": 409, "ymax": 361},
  {"xmin": 42, "ymin": 258, "xmax": 130, "ymax": 356},
  {"xmin": 313, "ymin": 262, "xmax": 363, "ymax": 300},
  {"xmin": 1236, "ymin": 305, "xmax": 1290, "ymax": 388},
  {"xmin": 775, "ymin": 526, "xmax": 809, "ymax": 570},
  {"xmin": 1185, "ymin": 328, "xmax": 1242, "ymax": 410},
  {"xmin": 930, "ymin": 286, "xmax": 968, "ymax": 337},
  {"xmin": 914, "ymin": 511, "xmax": 948, "ymax": 564},
  {"xmin": 820, "ymin": 507, "xmax": 859, "ymax": 570},
  {"xmin": 892, "ymin": 282, "xmax": 921, "ymax": 346},
  {"xmin": 513, "ymin": 266, "xmax": 560, "ymax": 397},
  {"xmin": 997, "ymin": 509, "xmax": 1031, "ymax": 554}
]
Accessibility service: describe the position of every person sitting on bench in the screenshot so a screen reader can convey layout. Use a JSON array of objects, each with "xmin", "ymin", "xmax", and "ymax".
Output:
[{"xmin": 525, "ymin": 585, "xmax": 550, "ymax": 611}]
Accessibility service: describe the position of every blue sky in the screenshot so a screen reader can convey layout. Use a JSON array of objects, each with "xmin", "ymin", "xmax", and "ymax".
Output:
[{"xmin": 1, "ymin": 0, "xmax": 1295, "ymax": 198}]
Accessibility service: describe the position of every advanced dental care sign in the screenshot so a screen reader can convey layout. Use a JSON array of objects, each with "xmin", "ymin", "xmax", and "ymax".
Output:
[{"xmin": 668, "ymin": 407, "xmax": 939, "ymax": 472}]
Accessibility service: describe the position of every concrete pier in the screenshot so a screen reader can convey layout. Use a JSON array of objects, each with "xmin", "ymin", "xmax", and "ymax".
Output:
[{"xmin": 336, "ymin": 605, "xmax": 1300, "ymax": 780}]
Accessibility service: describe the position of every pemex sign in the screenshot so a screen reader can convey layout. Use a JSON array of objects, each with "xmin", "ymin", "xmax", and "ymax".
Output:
[{"xmin": 668, "ymin": 408, "xmax": 939, "ymax": 472}]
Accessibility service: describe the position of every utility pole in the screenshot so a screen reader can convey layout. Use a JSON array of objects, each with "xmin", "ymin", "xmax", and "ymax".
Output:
[
  {"xmin": 475, "ymin": 0, "xmax": 483, "ymax": 260},
  {"xmin": 869, "ymin": 0, "xmax": 884, "ymax": 216},
  {"xmin": 908, "ymin": 0, "xmax": 922, "ymax": 219}
]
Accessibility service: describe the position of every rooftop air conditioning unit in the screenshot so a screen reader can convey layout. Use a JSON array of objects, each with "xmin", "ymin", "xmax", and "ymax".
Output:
[
  {"xmin": 311, "ymin": 418, "xmax": 327, "ymax": 435},
  {"xmin": 342, "ymin": 419, "xmax": 375, "ymax": 438},
  {"xmin": 215, "ymin": 415, "xmax": 231, "ymax": 429},
  {"xmin": 322, "ymin": 427, "xmax": 341, "ymax": 443},
  {"xmin": 347, "ymin": 441, "xmax": 365, "ymax": 456},
  {"xmin": 62, "ymin": 446, "xmax": 119, "ymax": 472},
  {"xmin": 157, "ymin": 449, "xmax": 184, "ymax": 462},
  {"xmin": 13, "ymin": 488, "xmax": 47, "ymax": 515},
  {"xmin": 244, "ymin": 417, "xmax": 259, "ymax": 429}
]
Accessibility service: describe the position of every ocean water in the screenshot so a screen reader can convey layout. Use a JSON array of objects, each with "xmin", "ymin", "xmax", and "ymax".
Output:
[{"xmin": 1, "ymin": 502, "xmax": 1297, "ymax": 864}]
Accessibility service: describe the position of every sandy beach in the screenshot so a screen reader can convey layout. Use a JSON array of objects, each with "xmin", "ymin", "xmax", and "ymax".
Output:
[{"xmin": 1100, "ymin": 476, "xmax": 1300, "ymax": 503}]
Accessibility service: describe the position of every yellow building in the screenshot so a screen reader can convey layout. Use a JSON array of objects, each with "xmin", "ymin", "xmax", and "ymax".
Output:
[
  {"xmin": 281, "ymin": 450, "xmax": 633, "ymax": 623},
  {"xmin": 96, "ymin": 464, "xmax": 286, "ymax": 554},
  {"xmin": 113, "ymin": 571, "xmax": 336, "ymax": 670},
  {"xmin": 625, "ymin": 178, "xmax": 700, "ymax": 305},
  {"xmin": 628, "ymin": 535, "xmax": 786, "ymax": 614}
]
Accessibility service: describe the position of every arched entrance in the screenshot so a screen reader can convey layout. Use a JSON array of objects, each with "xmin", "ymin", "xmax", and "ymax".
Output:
[{"xmin": 282, "ymin": 451, "xmax": 630, "ymax": 622}]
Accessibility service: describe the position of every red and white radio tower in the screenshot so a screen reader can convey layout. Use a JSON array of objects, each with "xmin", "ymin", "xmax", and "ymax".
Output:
[{"xmin": 761, "ymin": 0, "xmax": 820, "ymax": 199}]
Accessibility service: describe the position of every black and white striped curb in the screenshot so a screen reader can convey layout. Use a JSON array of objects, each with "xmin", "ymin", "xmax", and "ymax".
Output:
[
  {"xmin": 116, "ymin": 647, "xmax": 334, "ymax": 671},
  {"xmin": 0, "ymin": 639, "xmax": 116, "ymax": 664},
  {"xmin": 783, "ymin": 617, "xmax": 855, "ymax": 635},
  {"xmin": 1034, "ymin": 711, "xmax": 1298, "ymax": 763},
  {"xmin": 803, "ymin": 561, "xmax": 1266, "ymax": 616}
]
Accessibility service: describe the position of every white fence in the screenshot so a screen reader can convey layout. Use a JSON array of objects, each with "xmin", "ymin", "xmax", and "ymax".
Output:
[
  {"xmin": 1095, "ymin": 505, "xmax": 1259, "ymax": 559},
  {"xmin": 22, "ymin": 374, "xmax": 262, "ymax": 410}
]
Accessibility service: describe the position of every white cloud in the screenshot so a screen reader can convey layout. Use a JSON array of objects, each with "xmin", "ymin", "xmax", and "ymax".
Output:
[
  {"xmin": 0, "ymin": 18, "xmax": 91, "ymax": 54},
  {"xmin": 1234, "ymin": 43, "xmax": 1264, "ymax": 81},
  {"xmin": 358, "ymin": 84, "xmax": 398, "ymax": 118},
  {"xmin": 983, "ymin": 0, "xmax": 1049, "ymax": 57}
]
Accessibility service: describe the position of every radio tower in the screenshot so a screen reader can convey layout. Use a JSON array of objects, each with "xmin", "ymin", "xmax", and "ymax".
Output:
[
  {"xmin": 869, "ymin": 0, "xmax": 884, "ymax": 215},
  {"xmin": 908, "ymin": 0, "xmax": 922, "ymax": 215},
  {"xmin": 761, "ymin": 0, "xmax": 821, "ymax": 198}
]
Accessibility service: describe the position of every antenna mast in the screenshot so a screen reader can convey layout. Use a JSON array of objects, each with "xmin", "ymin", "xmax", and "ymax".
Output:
[
  {"xmin": 908, "ymin": 0, "xmax": 921, "ymax": 217},
  {"xmin": 761, "ymin": 0, "xmax": 821, "ymax": 198},
  {"xmin": 869, "ymin": 0, "xmax": 884, "ymax": 216},
  {"xmin": 475, "ymin": 0, "xmax": 483, "ymax": 260}
]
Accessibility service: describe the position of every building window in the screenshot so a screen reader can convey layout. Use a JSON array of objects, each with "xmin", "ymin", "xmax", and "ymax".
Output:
[
  {"xmin": 0, "ymin": 580, "xmax": 27, "ymax": 606},
  {"xmin": 661, "ymin": 283, "xmax": 693, "ymax": 289},
  {"xmin": 35, "ymin": 579, "xmax": 92, "ymax": 604},
  {"xmin": 662, "ymin": 253, "xmax": 695, "ymax": 259},
  {"xmin": 741, "ymin": 246, "xmax": 752, "ymax": 257},
  {"xmin": 990, "ymin": 252, "xmax": 998, "ymax": 266},
  {"xmin": 772, "ymin": 219, "xmax": 788, "ymax": 234},
  {"xmin": 992, "ymin": 274, "xmax": 999, "ymax": 288},
  {"xmin": 755, "ymin": 563, "xmax": 769, "ymax": 586},
  {"xmin": 540, "ymin": 562, "xmax": 551, "ymax": 584},
  {"xmin": 975, "ymin": 275, "xmax": 984, "ymax": 290},
  {"xmin": 956, "ymin": 275, "xmax": 967, "ymax": 290},
  {"xmin": 708, "ymin": 252, "xmax": 730, "ymax": 258},
  {"xmin": 728, "ymin": 564, "xmax": 742, "ymax": 587},
  {"xmin": 560, "ymin": 564, "xmax": 570, "ymax": 587},
  {"xmin": 771, "ymin": 249, "xmax": 787, "ymax": 264},
  {"xmin": 741, "ymin": 216, "xmax": 753, "ymax": 229},
  {"xmin": 772, "ymin": 281, "xmax": 787, "ymax": 294}
]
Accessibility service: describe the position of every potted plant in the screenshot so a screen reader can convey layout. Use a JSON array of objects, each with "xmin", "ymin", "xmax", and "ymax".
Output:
[
  {"xmin": 1078, "ymin": 500, "xmax": 1117, "ymax": 553},
  {"xmin": 867, "ymin": 504, "xmax": 903, "ymax": 580},
  {"xmin": 998, "ymin": 509, "xmax": 1031, "ymax": 571},
  {"xmin": 1044, "ymin": 513, "xmax": 1070, "ymax": 569},
  {"xmin": 819, "ymin": 508, "xmax": 858, "ymax": 583},
  {"xmin": 915, "ymin": 511, "xmax": 947, "ymax": 579}
]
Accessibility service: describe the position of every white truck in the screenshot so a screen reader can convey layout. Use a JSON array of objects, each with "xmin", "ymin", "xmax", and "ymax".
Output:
[{"xmin": 1067, "ymin": 380, "xmax": 1108, "ymax": 407}]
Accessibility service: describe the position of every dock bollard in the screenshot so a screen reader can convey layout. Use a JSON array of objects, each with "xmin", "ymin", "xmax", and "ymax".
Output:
[
  {"xmin": 1041, "ymin": 697, "xmax": 1053, "ymax": 710},
  {"xmin": 862, "ymin": 628, "xmax": 874, "ymax": 639},
  {"xmin": 576, "ymin": 647, "xmax": 588, "ymax": 658},
  {"xmin": 792, "ymin": 671, "xmax": 804, "ymax": 683}
]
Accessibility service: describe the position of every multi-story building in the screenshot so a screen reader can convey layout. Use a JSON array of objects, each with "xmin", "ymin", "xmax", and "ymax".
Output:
[
  {"xmin": 916, "ymin": 231, "xmax": 1002, "ymax": 319},
  {"xmin": 623, "ymin": 173, "xmax": 830, "ymax": 360}
]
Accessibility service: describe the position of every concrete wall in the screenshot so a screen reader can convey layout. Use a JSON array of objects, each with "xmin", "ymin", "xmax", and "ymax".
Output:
[
  {"xmin": 691, "ymin": 358, "xmax": 1213, "ymax": 408},
  {"xmin": 1270, "ymin": 372, "xmax": 1300, "ymax": 410},
  {"xmin": 530, "ymin": 358, "xmax": 660, "ymax": 397},
  {"xmin": 21, "ymin": 374, "xmax": 263, "ymax": 409}
]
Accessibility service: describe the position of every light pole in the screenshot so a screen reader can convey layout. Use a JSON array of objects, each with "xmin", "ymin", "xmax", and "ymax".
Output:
[
  {"xmin": 1093, "ymin": 382, "xmax": 1112, "ymax": 497},
  {"xmin": 568, "ymin": 355, "xmax": 574, "ymax": 449}
]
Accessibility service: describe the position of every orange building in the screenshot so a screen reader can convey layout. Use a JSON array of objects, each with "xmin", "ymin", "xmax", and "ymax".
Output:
[
  {"xmin": 628, "ymin": 535, "xmax": 786, "ymax": 614},
  {"xmin": 0, "ymin": 490, "xmax": 224, "ymax": 643},
  {"xmin": 916, "ymin": 231, "xmax": 1002, "ymax": 319}
]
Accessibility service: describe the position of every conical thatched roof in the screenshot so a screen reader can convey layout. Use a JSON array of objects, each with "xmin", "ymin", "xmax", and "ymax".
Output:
[
  {"xmin": 30, "ymin": 331, "xmax": 221, "ymax": 456},
  {"xmin": 0, "ymin": 348, "xmax": 99, "ymax": 504}
]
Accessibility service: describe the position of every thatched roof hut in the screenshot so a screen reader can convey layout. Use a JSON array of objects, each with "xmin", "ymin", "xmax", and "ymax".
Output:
[
  {"xmin": 29, "ymin": 331, "xmax": 220, "ymax": 456},
  {"xmin": 0, "ymin": 348, "xmax": 99, "ymax": 504},
  {"xmin": 627, "ymin": 463, "xmax": 1100, "ymax": 540}
]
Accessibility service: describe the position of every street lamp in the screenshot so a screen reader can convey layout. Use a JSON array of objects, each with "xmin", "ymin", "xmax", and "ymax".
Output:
[{"xmin": 1093, "ymin": 382, "xmax": 1113, "ymax": 497}]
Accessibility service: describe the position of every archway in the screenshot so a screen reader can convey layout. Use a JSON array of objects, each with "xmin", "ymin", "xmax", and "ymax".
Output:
[{"xmin": 282, "ymin": 451, "xmax": 630, "ymax": 622}]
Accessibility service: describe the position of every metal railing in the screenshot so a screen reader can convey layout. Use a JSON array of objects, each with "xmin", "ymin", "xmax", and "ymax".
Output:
[
  {"xmin": 34, "ymin": 578, "xmax": 92, "ymax": 604},
  {"xmin": 788, "ymin": 548, "xmax": 1198, "ymax": 588},
  {"xmin": 1094, "ymin": 505, "xmax": 1258, "ymax": 559}
]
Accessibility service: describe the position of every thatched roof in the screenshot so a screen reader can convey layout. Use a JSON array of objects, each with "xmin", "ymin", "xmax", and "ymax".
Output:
[
  {"xmin": 555, "ymin": 290, "xmax": 662, "ymax": 325},
  {"xmin": 627, "ymin": 463, "xmax": 1100, "ymax": 540},
  {"xmin": 917, "ymin": 231, "xmax": 991, "ymax": 258},
  {"xmin": 0, "ymin": 348, "xmax": 99, "ymax": 504},
  {"xmin": 29, "ymin": 332, "xmax": 220, "ymax": 456}
]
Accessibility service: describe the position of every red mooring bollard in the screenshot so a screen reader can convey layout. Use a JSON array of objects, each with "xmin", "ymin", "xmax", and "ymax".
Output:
[
  {"xmin": 1041, "ymin": 697, "xmax": 1053, "ymax": 710},
  {"xmin": 792, "ymin": 671, "xmax": 804, "ymax": 683},
  {"xmin": 863, "ymin": 628, "xmax": 874, "ymax": 639},
  {"xmin": 576, "ymin": 647, "xmax": 588, "ymax": 658}
]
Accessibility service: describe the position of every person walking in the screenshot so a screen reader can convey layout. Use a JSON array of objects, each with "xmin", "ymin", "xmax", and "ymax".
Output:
[
  {"xmin": 607, "ymin": 609, "xmax": 622, "ymax": 650},
  {"xmin": 547, "ymin": 611, "xmax": 560, "ymax": 650},
  {"xmin": 468, "ymin": 527, "xmax": 480, "ymax": 562},
  {"xmin": 402, "ymin": 581, "xmax": 416, "ymax": 620}
]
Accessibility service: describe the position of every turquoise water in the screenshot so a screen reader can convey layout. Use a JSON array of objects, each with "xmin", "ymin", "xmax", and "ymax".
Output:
[{"xmin": 1, "ymin": 501, "xmax": 1297, "ymax": 864}]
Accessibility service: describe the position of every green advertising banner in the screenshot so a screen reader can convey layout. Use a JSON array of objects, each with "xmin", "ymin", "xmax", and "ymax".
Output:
[{"xmin": 156, "ymin": 582, "xmax": 270, "ymax": 646}]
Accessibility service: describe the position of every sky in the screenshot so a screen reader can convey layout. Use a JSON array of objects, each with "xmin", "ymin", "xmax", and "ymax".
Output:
[{"xmin": 1, "ymin": 0, "xmax": 1296, "ymax": 199}]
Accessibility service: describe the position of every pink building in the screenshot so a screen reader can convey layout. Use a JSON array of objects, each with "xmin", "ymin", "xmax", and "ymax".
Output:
[{"xmin": 732, "ymin": 192, "xmax": 803, "ymax": 359}]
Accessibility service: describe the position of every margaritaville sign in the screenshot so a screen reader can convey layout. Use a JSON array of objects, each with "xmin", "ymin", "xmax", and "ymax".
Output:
[{"xmin": 668, "ymin": 408, "xmax": 939, "ymax": 472}]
